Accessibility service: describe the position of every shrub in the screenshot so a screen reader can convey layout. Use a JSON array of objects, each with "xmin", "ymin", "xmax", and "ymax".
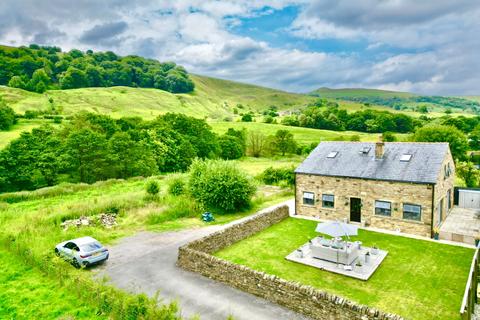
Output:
[
  {"xmin": 241, "ymin": 113, "xmax": 253, "ymax": 122},
  {"xmin": 259, "ymin": 166, "xmax": 295, "ymax": 186},
  {"xmin": 219, "ymin": 135, "xmax": 244, "ymax": 160},
  {"xmin": 167, "ymin": 174, "xmax": 187, "ymax": 196},
  {"xmin": 188, "ymin": 159, "xmax": 256, "ymax": 212},
  {"xmin": 145, "ymin": 179, "xmax": 160, "ymax": 196},
  {"xmin": 0, "ymin": 104, "xmax": 17, "ymax": 130}
]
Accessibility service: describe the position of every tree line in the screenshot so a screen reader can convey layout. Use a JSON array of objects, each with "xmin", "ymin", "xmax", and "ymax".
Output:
[{"xmin": 0, "ymin": 44, "xmax": 194, "ymax": 94}]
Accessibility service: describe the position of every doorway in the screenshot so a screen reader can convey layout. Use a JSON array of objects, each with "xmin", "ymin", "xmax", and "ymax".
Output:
[{"xmin": 350, "ymin": 197, "xmax": 362, "ymax": 223}]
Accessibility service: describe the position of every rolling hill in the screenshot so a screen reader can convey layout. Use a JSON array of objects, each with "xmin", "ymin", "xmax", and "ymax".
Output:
[{"xmin": 0, "ymin": 74, "xmax": 316, "ymax": 120}]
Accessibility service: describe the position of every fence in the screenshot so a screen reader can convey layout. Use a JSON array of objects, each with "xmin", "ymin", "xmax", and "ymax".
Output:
[
  {"xmin": 460, "ymin": 245, "xmax": 479, "ymax": 320},
  {"xmin": 177, "ymin": 205, "xmax": 403, "ymax": 320}
]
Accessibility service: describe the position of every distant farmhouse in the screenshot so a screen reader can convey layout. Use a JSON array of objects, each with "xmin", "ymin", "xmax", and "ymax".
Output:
[{"xmin": 295, "ymin": 140, "xmax": 455, "ymax": 238}]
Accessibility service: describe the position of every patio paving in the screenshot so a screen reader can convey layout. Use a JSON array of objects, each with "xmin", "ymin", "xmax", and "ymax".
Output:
[
  {"xmin": 439, "ymin": 207, "xmax": 480, "ymax": 245},
  {"xmin": 286, "ymin": 241, "xmax": 388, "ymax": 281}
]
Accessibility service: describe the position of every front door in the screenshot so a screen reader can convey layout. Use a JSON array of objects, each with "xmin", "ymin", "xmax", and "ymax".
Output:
[{"xmin": 350, "ymin": 197, "xmax": 362, "ymax": 223}]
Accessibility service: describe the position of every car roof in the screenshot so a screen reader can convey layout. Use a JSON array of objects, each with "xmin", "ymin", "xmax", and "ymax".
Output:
[{"xmin": 70, "ymin": 236, "xmax": 99, "ymax": 245}]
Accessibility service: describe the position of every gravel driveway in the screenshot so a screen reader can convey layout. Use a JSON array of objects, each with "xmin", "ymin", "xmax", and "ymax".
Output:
[{"xmin": 98, "ymin": 201, "xmax": 307, "ymax": 320}]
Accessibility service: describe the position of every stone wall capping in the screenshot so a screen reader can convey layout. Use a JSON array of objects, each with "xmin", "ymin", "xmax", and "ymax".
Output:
[{"xmin": 177, "ymin": 205, "xmax": 404, "ymax": 320}]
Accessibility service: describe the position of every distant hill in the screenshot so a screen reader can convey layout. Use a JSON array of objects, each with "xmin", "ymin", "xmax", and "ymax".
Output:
[
  {"xmin": 0, "ymin": 74, "xmax": 315, "ymax": 120},
  {"xmin": 311, "ymin": 87, "xmax": 479, "ymax": 113}
]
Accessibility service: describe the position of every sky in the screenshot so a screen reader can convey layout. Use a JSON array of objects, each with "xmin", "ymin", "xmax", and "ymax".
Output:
[{"xmin": 0, "ymin": 0, "xmax": 479, "ymax": 95}]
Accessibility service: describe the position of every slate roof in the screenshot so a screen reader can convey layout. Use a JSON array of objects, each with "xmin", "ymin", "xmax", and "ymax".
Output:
[{"xmin": 295, "ymin": 142, "xmax": 450, "ymax": 184}]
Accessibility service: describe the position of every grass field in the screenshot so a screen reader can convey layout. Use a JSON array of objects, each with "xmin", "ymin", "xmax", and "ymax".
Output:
[
  {"xmin": 0, "ymin": 119, "xmax": 59, "ymax": 149},
  {"xmin": 0, "ymin": 248, "xmax": 105, "ymax": 319},
  {"xmin": 209, "ymin": 121, "xmax": 407, "ymax": 144},
  {"xmin": 215, "ymin": 218, "xmax": 474, "ymax": 320},
  {"xmin": 0, "ymin": 174, "xmax": 293, "ymax": 318}
]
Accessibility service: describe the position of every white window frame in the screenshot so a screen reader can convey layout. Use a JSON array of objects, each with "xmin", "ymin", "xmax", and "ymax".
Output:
[
  {"xmin": 375, "ymin": 200, "xmax": 392, "ymax": 217},
  {"xmin": 403, "ymin": 203, "xmax": 422, "ymax": 221},
  {"xmin": 302, "ymin": 191, "xmax": 315, "ymax": 206},
  {"xmin": 322, "ymin": 194, "xmax": 335, "ymax": 208}
]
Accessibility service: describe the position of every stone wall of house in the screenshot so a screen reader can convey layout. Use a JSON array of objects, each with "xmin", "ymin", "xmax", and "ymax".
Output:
[
  {"xmin": 177, "ymin": 205, "xmax": 403, "ymax": 320},
  {"xmin": 295, "ymin": 174, "xmax": 433, "ymax": 237},
  {"xmin": 433, "ymin": 149, "xmax": 455, "ymax": 228}
]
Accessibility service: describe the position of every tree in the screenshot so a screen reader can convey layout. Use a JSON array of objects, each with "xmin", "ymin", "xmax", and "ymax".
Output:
[
  {"xmin": 456, "ymin": 161, "xmax": 479, "ymax": 187},
  {"xmin": 469, "ymin": 126, "xmax": 480, "ymax": 150},
  {"xmin": 8, "ymin": 76, "xmax": 26, "ymax": 89},
  {"xmin": 248, "ymin": 131, "xmax": 267, "ymax": 157},
  {"xmin": 188, "ymin": 159, "xmax": 256, "ymax": 212},
  {"xmin": 382, "ymin": 132, "xmax": 397, "ymax": 142},
  {"xmin": 28, "ymin": 68, "xmax": 51, "ymax": 93},
  {"xmin": 59, "ymin": 67, "xmax": 87, "ymax": 89},
  {"xmin": 273, "ymin": 129, "xmax": 297, "ymax": 156},
  {"xmin": 62, "ymin": 128, "xmax": 110, "ymax": 183},
  {"xmin": 0, "ymin": 104, "xmax": 17, "ymax": 130},
  {"xmin": 219, "ymin": 135, "xmax": 243, "ymax": 160},
  {"xmin": 413, "ymin": 125, "xmax": 468, "ymax": 160}
]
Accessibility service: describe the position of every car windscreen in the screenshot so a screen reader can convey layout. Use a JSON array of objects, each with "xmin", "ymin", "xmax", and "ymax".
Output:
[{"xmin": 79, "ymin": 241, "xmax": 103, "ymax": 252}]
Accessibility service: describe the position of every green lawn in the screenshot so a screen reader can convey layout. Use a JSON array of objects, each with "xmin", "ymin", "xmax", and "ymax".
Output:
[
  {"xmin": 0, "ymin": 248, "xmax": 104, "ymax": 319},
  {"xmin": 215, "ymin": 218, "xmax": 474, "ymax": 320}
]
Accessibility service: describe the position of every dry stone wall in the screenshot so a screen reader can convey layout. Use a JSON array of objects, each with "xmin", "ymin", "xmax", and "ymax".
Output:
[{"xmin": 177, "ymin": 205, "xmax": 403, "ymax": 320}]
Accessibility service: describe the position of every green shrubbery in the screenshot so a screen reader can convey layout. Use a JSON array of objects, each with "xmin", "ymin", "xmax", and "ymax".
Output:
[
  {"xmin": 167, "ymin": 174, "xmax": 187, "ymax": 196},
  {"xmin": 188, "ymin": 159, "xmax": 256, "ymax": 212},
  {"xmin": 259, "ymin": 166, "xmax": 295, "ymax": 187},
  {"xmin": 0, "ymin": 103, "xmax": 17, "ymax": 130},
  {"xmin": 145, "ymin": 179, "xmax": 160, "ymax": 196}
]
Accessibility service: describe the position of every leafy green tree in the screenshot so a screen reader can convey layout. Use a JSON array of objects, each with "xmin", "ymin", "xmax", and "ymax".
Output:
[
  {"xmin": 469, "ymin": 126, "xmax": 480, "ymax": 150},
  {"xmin": 248, "ymin": 131, "xmax": 266, "ymax": 157},
  {"xmin": 62, "ymin": 128, "xmax": 110, "ymax": 183},
  {"xmin": 59, "ymin": 67, "xmax": 87, "ymax": 89},
  {"xmin": 188, "ymin": 159, "xmax": 256, "ymax": 212},
  {"xmin": 28, "ymin": 68, "xmax": 51, "ymax": 93},
  {"xmin": 413, "ymin": 125, "xmax": 468, "ymax": 160},
  {"xmin": 456, "ymin": 161, "xmax": 479, "ymax": 187},
  {"xmin": 8, "ymin": 76, "xmax": 26, "ymax": 89},
  {"xmin": 273, "ymin": 129, "xmax": 297, "ymax": 155},
  {"xmin": 219, "ymin": 135, "xmax": 244, "ymax": 160},
  {"xmin": 0, "ymin": 104, "xmax": 17, "ymax": 130}
]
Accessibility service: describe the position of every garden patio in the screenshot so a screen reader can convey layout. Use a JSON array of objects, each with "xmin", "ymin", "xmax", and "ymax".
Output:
[{"xmin": 215, "ymin": 217, "xmax": 475, "ymax": 320}]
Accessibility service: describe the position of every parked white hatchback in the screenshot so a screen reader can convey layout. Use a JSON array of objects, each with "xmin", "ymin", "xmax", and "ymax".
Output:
[{"xmin": 55, "ymin": 236, "xmax": 109, "ymax": 268}]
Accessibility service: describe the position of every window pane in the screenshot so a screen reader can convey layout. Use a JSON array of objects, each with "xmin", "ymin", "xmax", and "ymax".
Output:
[
  {"xmin": 303, "ymin": 192, "xmax": 315, "ymax": 205},
  {"xmin": 375, "ymin": 201, "xmax": 391, "ymax": 216},
  {"xmin": 375, "ymin": 201, "xmax": 391, "ymax": 209},
  {"xmin": 403, "ymin": 204, "xmax": 421, "ymax": 221},
  {"xmin": 322, "ymin": 194, "xmax": 334, "ymax": 201}
]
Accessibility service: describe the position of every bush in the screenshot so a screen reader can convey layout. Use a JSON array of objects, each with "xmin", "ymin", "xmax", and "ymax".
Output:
[
  {"xmin": 188, "ymin": 159, "xmax": 256, "ymax": 212},
  {"xmin": 145, "ymin": 179, "xmax": 160, "ymax": 196},
  {"xmin": 259, "ymin": 166, "xmax": 295, "ymax": 186},
  {"xmin": 167, "ymin": 175, "xmax": 187, "ymax": 196},
  {"xmin": 0, "ymin": 104, "xmax": 17, "ymax": 130},
  {"xmin": 219, "ymin": 135, "xmax": 244, "ymax": 160},
  {"xmin": 241, "ymin": 113, "xmax": 253, "ymax": 122}
]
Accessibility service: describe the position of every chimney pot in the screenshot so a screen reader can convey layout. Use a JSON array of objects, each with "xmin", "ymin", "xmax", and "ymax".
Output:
[{"xmin": 375, "ymin": 136, "xmax": 384, "ymax": 159}]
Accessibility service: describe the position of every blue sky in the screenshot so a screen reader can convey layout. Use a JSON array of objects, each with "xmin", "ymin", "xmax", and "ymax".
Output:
[{"xmin": 0, "ymin": 0, "xmax": 479, "ymax": 95}]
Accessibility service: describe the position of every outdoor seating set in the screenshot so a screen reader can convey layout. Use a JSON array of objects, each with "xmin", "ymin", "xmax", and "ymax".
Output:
[{"xmin": 286, "ymin": 220, "xmax": 388, "ymax": 280}]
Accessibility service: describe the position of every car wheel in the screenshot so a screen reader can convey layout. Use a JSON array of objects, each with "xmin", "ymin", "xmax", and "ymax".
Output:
[
  {"xmin": 72, "ymin": 259, "xmax": 81, "ymax": 269},
  {"xmin": 54, "ymin": 248, "xmax": 60, "ymax": 256}
]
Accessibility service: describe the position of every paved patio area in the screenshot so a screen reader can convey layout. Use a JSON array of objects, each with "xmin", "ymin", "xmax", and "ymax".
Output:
[
  {"xmin": 286, "ymin": 241, "xmax": 388, "ymax": 281},
  {"xmin": 439, "ymin": 207, "xmax": 480, "ymax": 245}
]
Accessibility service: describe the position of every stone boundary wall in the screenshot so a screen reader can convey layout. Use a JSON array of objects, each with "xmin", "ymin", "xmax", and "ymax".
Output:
[{"xmin": 177, "ymin": 205, "xmax": 403, "ymax": 320}]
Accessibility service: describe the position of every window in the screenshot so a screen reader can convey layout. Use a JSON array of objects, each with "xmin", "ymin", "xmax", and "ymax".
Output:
[
  {"xmin": 403, "ymin": 204, "xmax": 422, "ymax": 221},
  {"xmin": 327, "ymin": 151, "xmax": 338, "ymax": 158},
  {"xmin": 375, "ymin": 200, "xmax": 391, "ymax": 216},
  {"xmin": 322, "ymin": 194, "xmax": 335, "ymax": 208},
  {"xmin": 400, "ymin": 154, "xmax": 412, "ymax": 162},
  {"xmin": 302, "ymin": 192, "xmax": 315, "ymax": 205},
  {"xmin": 444, "ymin": 163, "xmax": 452, "ymax": 179}
]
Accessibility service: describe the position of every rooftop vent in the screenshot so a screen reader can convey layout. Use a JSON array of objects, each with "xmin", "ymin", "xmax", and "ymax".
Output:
[
  {"xmin": 360, "ymin": 147, "xmax": 371, "ymax": 155},
  {"xmin": 400, "ymin": 154, "xmax": 412, "ymax": 162},
  {"xmin": 327, "ymin": 151, "xmax": 338, "ymax": 158}
]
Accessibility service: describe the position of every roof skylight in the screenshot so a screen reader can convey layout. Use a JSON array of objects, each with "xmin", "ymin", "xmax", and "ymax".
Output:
[
  {"xmin": 400, "ymin": 154, "xmax": 412, "ymax": 162},
  {"xmin": 327, "ymin": 151, "xmax": 338, "ymax": 158}
]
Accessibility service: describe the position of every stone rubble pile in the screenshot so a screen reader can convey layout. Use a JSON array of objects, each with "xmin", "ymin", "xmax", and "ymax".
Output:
[{"xmin": 61, "ymin": 213, "xmax": 117, "ymax": 230}]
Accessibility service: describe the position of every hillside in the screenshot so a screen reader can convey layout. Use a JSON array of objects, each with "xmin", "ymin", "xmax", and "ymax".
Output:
[
  {"xmin": 0, "ymin": 74, "xmax": 315, "ymax": 120},
  {"xmin": 311, "ymin": 87, "xmax": 479, "ymax": 114}
]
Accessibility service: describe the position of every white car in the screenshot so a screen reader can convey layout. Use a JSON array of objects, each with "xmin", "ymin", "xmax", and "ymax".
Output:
[{"xmin": 55, "ymin": 236, "xmax": 109, "ymax": 268}]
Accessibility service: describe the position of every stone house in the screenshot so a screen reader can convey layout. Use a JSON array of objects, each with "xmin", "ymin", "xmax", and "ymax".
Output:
[{"xmin": 294, "ymin": 140, "xmax": 455, "ymax": 238}]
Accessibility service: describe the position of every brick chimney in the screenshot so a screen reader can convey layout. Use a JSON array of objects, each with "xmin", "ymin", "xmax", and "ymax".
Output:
[{"xmin": 375, "ymin": 136, "xmax": 384, "ymax": 159}]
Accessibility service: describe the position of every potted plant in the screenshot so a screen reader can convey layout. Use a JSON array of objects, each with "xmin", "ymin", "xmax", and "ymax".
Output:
[{"xmin": 433, "ymin": 227, "xmax": 440, "ymax": 240}]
